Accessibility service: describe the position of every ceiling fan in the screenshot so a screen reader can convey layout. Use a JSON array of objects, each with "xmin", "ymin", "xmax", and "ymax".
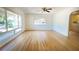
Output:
[{"xmin": 42, "ymin": 7, "xmax": 52, "ymax": 13}]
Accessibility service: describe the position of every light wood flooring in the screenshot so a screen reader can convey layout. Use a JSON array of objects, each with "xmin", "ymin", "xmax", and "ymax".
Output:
[{"xmin": 0, "ymin": 31, "xmax": 79, "ymax": 51}]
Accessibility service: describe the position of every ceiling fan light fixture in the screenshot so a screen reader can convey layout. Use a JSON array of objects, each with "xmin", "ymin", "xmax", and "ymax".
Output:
[{"xmin": 42, "ymin": 7, "xmax": 52, "ymax": 13}]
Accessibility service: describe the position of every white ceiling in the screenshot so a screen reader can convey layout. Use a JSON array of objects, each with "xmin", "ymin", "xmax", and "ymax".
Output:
[{"xmin": 20, "ymin": 7, "xmax": 65, "ymax": 14}]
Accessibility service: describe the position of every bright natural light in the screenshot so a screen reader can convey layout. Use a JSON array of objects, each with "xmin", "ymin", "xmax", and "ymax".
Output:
[
  {"xmin": 34, "ymin": 18, "xmax": 46, "ymax": 25},
  {"xmin": 0, "ymin": 8, "xmax": 22, "ymax": 41}
]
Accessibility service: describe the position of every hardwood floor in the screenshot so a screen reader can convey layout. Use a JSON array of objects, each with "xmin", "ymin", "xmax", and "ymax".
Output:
[{"xmin": 0, "ymin": 31, "xmax": 79, "ymax": 51}]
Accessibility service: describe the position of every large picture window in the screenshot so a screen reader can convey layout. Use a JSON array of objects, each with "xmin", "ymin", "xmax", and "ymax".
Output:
[
  {"xmin": 0, "ymin": 8, "xmax": 22, "ymax": 43},
  {"xmin": 7, "ymin": 11, "xmax": 18, "ymax": 31}
]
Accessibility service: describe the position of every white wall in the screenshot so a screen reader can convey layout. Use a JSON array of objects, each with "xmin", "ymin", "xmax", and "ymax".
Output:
[
  {"xmin": 25, "ymin": 14, "xmax": 53, "ymax": 30},
  {"xmin": 52, "ymin": 7, "xmax": 79, "ymax": 36}
]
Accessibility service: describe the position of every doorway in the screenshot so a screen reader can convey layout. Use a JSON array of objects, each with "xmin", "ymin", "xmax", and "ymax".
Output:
[{"xmin": 69, "ymin": 10, "xmax": 79, "ymax": 36}]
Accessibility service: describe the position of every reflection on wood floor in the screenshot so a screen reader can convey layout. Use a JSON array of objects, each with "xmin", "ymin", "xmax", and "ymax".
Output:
[{"xmin": 1, "ymin": 31, "xmax": 79, "ymax": 51}]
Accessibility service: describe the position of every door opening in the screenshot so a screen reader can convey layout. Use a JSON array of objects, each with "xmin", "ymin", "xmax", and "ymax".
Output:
[{"xmin": 69, "ymin": 10, "xmax": 79, "ymax": 36}]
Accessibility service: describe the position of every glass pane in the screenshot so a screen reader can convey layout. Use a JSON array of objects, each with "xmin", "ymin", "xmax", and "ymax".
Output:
[
  {"xmin": 7, "ymin": 11, "xmax": 18, "ymax": 31},
  {"xmin": 15, "ymin": 15, "xmax": 22, "ymax": 33},
  {"xmin": 0, "ymin": 8, "xmax": 6, "ymax": 33}
]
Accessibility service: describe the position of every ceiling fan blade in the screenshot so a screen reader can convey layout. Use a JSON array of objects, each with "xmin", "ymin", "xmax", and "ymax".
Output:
[
  {"xmin": 42, "ymin": 7, "xmax": 52, "ymax": 12},
  {"xmin": 46, "ymin": 10, "xmax": 50, "ymax": 12},
  {"xmin": 48, "ymin": 8, "xmax": 52, "ymax": 10}
]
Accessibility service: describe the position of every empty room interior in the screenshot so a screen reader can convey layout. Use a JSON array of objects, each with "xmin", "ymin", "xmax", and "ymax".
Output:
[{"xmin": 0, "ymin": 7, "xmax": 79, "ymax": 51}]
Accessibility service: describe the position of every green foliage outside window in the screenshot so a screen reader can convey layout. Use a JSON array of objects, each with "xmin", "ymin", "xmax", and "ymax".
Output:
[
  {"xmin": 0, "ymin": 15, "xmax": 14, "ymax": 28},
  {"xmin": 7, "ymin": 19, "xmax": 14, "ymax": 28},
  {"xmin": 0, "ymin": 15, "xmax": 5, "ymax": 25}
]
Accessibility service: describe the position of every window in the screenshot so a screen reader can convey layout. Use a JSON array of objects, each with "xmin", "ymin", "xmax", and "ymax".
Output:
[
  {"xmin": 7, "ymin": 11, "xmax": 22, "ymax": 33},
  {"xmin": 7, "ymin": 11, "xmax": 18, "ymax": 31},
  {"xmin": 34, "ymin": 18, "xmax": 46, "ymax": 25},
  {"xmin": 0, "ymin": 8, "xmax": 6, "ymax": 33},
  {"xmin": 0, "ymin": 8, "xmax": 22, "ymax": 43}
]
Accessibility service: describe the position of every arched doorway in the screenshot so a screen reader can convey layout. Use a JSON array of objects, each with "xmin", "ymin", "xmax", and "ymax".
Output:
[{"xmin": 69, "ymin": 10, "xmax": 79, "ymax": 35}]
